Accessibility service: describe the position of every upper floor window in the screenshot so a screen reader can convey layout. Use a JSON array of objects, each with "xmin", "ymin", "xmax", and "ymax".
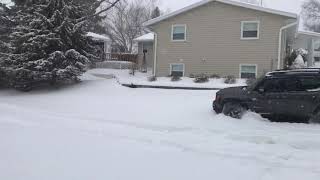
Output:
[
  {"xmin": 172, "ymin": 25, "xmax": 186, "ymax": 41},
  {"xmin": 241, "ymin": 21, "xmax": 260, "ymax": 40}
]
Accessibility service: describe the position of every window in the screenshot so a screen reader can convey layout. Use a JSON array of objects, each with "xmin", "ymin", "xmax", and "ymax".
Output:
[
  {"xmin": 240, "ymin": 65, "xmax": 257, "ymax": 79},
  {"xmin": 241, "ymin": 21, "xmax": 259, "ymax": 39},
  {"xmin": 172, "ymin": 25, "xmax": 186, "ymax": 41},
  {"xmin": 170, "ymin": 64, "xmax": 184, "ymax": 77}
]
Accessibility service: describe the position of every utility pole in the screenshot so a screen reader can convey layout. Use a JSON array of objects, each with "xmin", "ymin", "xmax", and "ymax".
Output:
[{"xmin": 260, "ymin": 0, "xmax": 263, "ymax": 6}]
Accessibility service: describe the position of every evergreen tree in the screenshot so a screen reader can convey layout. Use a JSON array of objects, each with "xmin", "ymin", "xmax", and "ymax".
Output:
[
  {"xmin": 73, "ymin": 0, "xmax": 107, "ymax": 34},
  {"xmin": 0, "ymin": 0, "xmax": 97, "ymax": 91},
  {"xmin": 0, "ymin": 3, "xmax": 11, "ymax": 53}
]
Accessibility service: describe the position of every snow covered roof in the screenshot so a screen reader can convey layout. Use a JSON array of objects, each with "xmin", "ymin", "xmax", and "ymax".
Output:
[
  {"xmin": 298, "ymin": 30, "xmax": 320, "ymax": 38},
  {"xmin": 134, "ymin": 33, "xmax": 154, "ymax": 42},
  {"xmin": 87, "ymin": 32, "xmax": 110, "ymax": 42},
  {"xmin": 144, "ymin": 0, "xmax": 297, "ymax": 26}
]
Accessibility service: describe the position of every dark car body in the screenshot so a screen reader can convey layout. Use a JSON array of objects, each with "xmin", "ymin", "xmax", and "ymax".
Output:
[{"xmin": 213, "ymin": 69, "xmax": 320, "ymax": 122}]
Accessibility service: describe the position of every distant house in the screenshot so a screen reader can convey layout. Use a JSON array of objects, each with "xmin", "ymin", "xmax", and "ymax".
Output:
[
  {"xmin": 87, "ymin": 32, "xmax": 112, "ymax": 60},
  {"xmin": 142, "ymin": 0, "xmax": 320, "ymax": 78}
]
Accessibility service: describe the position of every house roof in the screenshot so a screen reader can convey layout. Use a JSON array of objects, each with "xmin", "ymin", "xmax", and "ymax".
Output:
[
  {"xmin": 87, "ymin": 32, "xmax": 110, "ymax": 42},
  {"xmin": 298, "ymin": 30, "xmax": 320, "ymax": 38},
  {"xmin": 134, "ymin": 33, "xmax": 154, "ymax": 42},
  {"xmin": 144, "ymin": 0, "xmax": 298, "ymax": 26}
]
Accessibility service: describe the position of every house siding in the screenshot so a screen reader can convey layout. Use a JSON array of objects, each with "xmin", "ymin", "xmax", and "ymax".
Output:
[{"xmin": 150, "ymin": 1, "xmax": 293, "ymax": 77}]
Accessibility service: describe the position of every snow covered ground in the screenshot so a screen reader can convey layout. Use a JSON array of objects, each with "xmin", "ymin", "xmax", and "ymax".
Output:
[
  {"xmin": 89, "ymin": 68, "xmax": 247, "ymax": 89},
  {"xmin": 1, "ymin": 71, "xmax": 320, "ymax": 180}
]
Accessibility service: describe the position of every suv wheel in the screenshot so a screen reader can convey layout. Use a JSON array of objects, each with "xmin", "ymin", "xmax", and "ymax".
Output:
[
  {"xmin": 309, "ymin": 112, "xmax": 320, "ymax": 124},
  {"xmin": 222, "ymin": 102, "xmax": 246, "ymax": 119}
]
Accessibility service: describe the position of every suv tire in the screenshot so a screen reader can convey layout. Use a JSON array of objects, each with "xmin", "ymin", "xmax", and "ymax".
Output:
[
  {"xmin": 222, "ymin": 102, "xmax": 246, "ymax": 119},
  {"xmin": 309, "ymin": 112, "xmax": 320, "ymax": 124}
]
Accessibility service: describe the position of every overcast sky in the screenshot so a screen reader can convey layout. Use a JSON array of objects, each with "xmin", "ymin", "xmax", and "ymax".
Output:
[
  {"xmin": 1, "ymin": 0, "xmax": 305, "ymax": 13},
  {"xmin": 158, "ymin": 0, "xmax": 304, "ymax": 14}
]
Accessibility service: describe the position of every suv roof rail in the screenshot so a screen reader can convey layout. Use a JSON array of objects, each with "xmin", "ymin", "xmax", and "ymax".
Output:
[{"xmin": 266, "ymin": 68, "xmax": 320, "ymax": 76}]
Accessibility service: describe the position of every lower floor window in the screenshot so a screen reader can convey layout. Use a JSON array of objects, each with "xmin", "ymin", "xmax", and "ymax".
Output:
[
  {"xmin": 170, "ymin": 64, "xmax": 184, "ymax": 77},
  {"xmin": 240, "ymin": 65, "xmax": 257, "ymax": 79}
]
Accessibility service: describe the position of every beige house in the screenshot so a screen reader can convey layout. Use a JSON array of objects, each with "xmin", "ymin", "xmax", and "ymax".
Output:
[{"xmin": 142, "ymin": 0, "xmax": 320, "ymax": 78}]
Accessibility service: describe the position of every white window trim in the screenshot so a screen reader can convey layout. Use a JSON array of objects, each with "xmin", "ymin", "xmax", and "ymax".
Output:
[
  {"xmin": 239, "ymin": 64, "xmax": 258, "ymax": 79},
  {"xmin": 241, "ymin": 21, "xmax": 260, "ymax": 40},
  {"xmin": 170, "ymin": 63, "xmax": 185, "ymax": 76},
  {"xmin": 171, "ymin": 24, "xmax": 187, "ymax": 42}
]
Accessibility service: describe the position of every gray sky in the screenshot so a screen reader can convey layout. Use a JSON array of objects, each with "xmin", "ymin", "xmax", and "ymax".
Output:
[
  {"xmin": 159, "ymin": 0, "xmax": 304, "ymax": 13},
  {"xmin": 1, "ymin": 0, "xmax": 305, "ymax": 13}
]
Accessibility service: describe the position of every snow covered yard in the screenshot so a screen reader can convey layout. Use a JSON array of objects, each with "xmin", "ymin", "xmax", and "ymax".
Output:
[
  {"xmin": 88, "ymin": 68, "xmax": 246, "ymax": 89},
  {"xmin": 1, "ymin": 72, "xmax": 320, "ymax": 180}
]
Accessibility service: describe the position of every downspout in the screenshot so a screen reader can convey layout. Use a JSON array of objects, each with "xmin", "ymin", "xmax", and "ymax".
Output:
[
  {"xmin": 278, "ymin": 21, "xmax": 298, "ymax": 69},
  {"xmin": 153, "ymin": 33, "xmax": 158, "ymax": 76}
]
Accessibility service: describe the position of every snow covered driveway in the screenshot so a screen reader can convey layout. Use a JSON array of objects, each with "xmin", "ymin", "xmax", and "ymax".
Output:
[{"xmin": 1, "ymin": 73, "xmax": 320, "ymax": 180}]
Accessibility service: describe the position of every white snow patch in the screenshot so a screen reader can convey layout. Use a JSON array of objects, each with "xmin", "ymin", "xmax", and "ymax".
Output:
[
  {"xmin": 87, "ymin": 32, "xmax": 110, "ymax": 41},
  {"xmin": 134, "ymin": 33, "xmax": 154, "ymax": 42}
]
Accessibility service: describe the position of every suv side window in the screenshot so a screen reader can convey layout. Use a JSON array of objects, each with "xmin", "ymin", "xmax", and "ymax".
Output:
[
  {"xmin": 280, "ymin": 78, "xmax": 302, "ymax": 92},
  {"xmin": 298, "ymin": 76, "xmax": 320, "ymax": 92},
  {"xmin": 257, "ymin": 78, "xmax": 283, "ymax": 93}
]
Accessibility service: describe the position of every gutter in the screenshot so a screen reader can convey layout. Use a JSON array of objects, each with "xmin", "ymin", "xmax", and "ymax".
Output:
[{"xmin": 278, "ymin": 21, "xmax": 298, "ymax": 69}]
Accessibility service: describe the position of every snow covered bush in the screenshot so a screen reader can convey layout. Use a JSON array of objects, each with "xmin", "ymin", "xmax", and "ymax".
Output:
[
  {"xmin": 148, "ymin": 76, "xmax": 157, "ymax": 82},
  {"xmin": 189, "ymin": 73, "xmax": 196, "ymax": 78},
  {"xmin": 171, "ymin": 76, "xmax": 181, "ymax": 82},
  {"xmin": 0, "ymin": 0, "xmax": 96, "ymax": 91},
  {"xmin": 210, "ymin": 74, "xmax": 221, "ymax": 79},
  {"xmin": 284, "ymin": 48, "xmax": 308, "ymax": 69},
  {"xmin": 224, "ymin": 75, "xmax": 236, "ymax": 84},
  {"xmin": 194, "ymin": 74, "xmax": 209, "ymax": 83},
  {"xmin": 291, "ymin": 54, "xmax": 307, "ymax": 69}
]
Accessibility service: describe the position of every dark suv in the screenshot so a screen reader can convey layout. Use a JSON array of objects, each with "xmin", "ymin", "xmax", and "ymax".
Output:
[{"xmin": 213, "ymin": 68, "xmax": 320, "ymax": 123}]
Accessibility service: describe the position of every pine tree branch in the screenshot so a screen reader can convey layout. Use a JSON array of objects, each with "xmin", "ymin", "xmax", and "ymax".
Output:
[{"xmin": 77, "ymin": 0, "xmax": 121, "ymax": 23}]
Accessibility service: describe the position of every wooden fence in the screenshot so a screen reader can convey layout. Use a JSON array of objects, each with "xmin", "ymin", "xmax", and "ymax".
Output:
[{"xmin": 106, "ymin": 53, "xmax": 138, "ymax": 63}]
